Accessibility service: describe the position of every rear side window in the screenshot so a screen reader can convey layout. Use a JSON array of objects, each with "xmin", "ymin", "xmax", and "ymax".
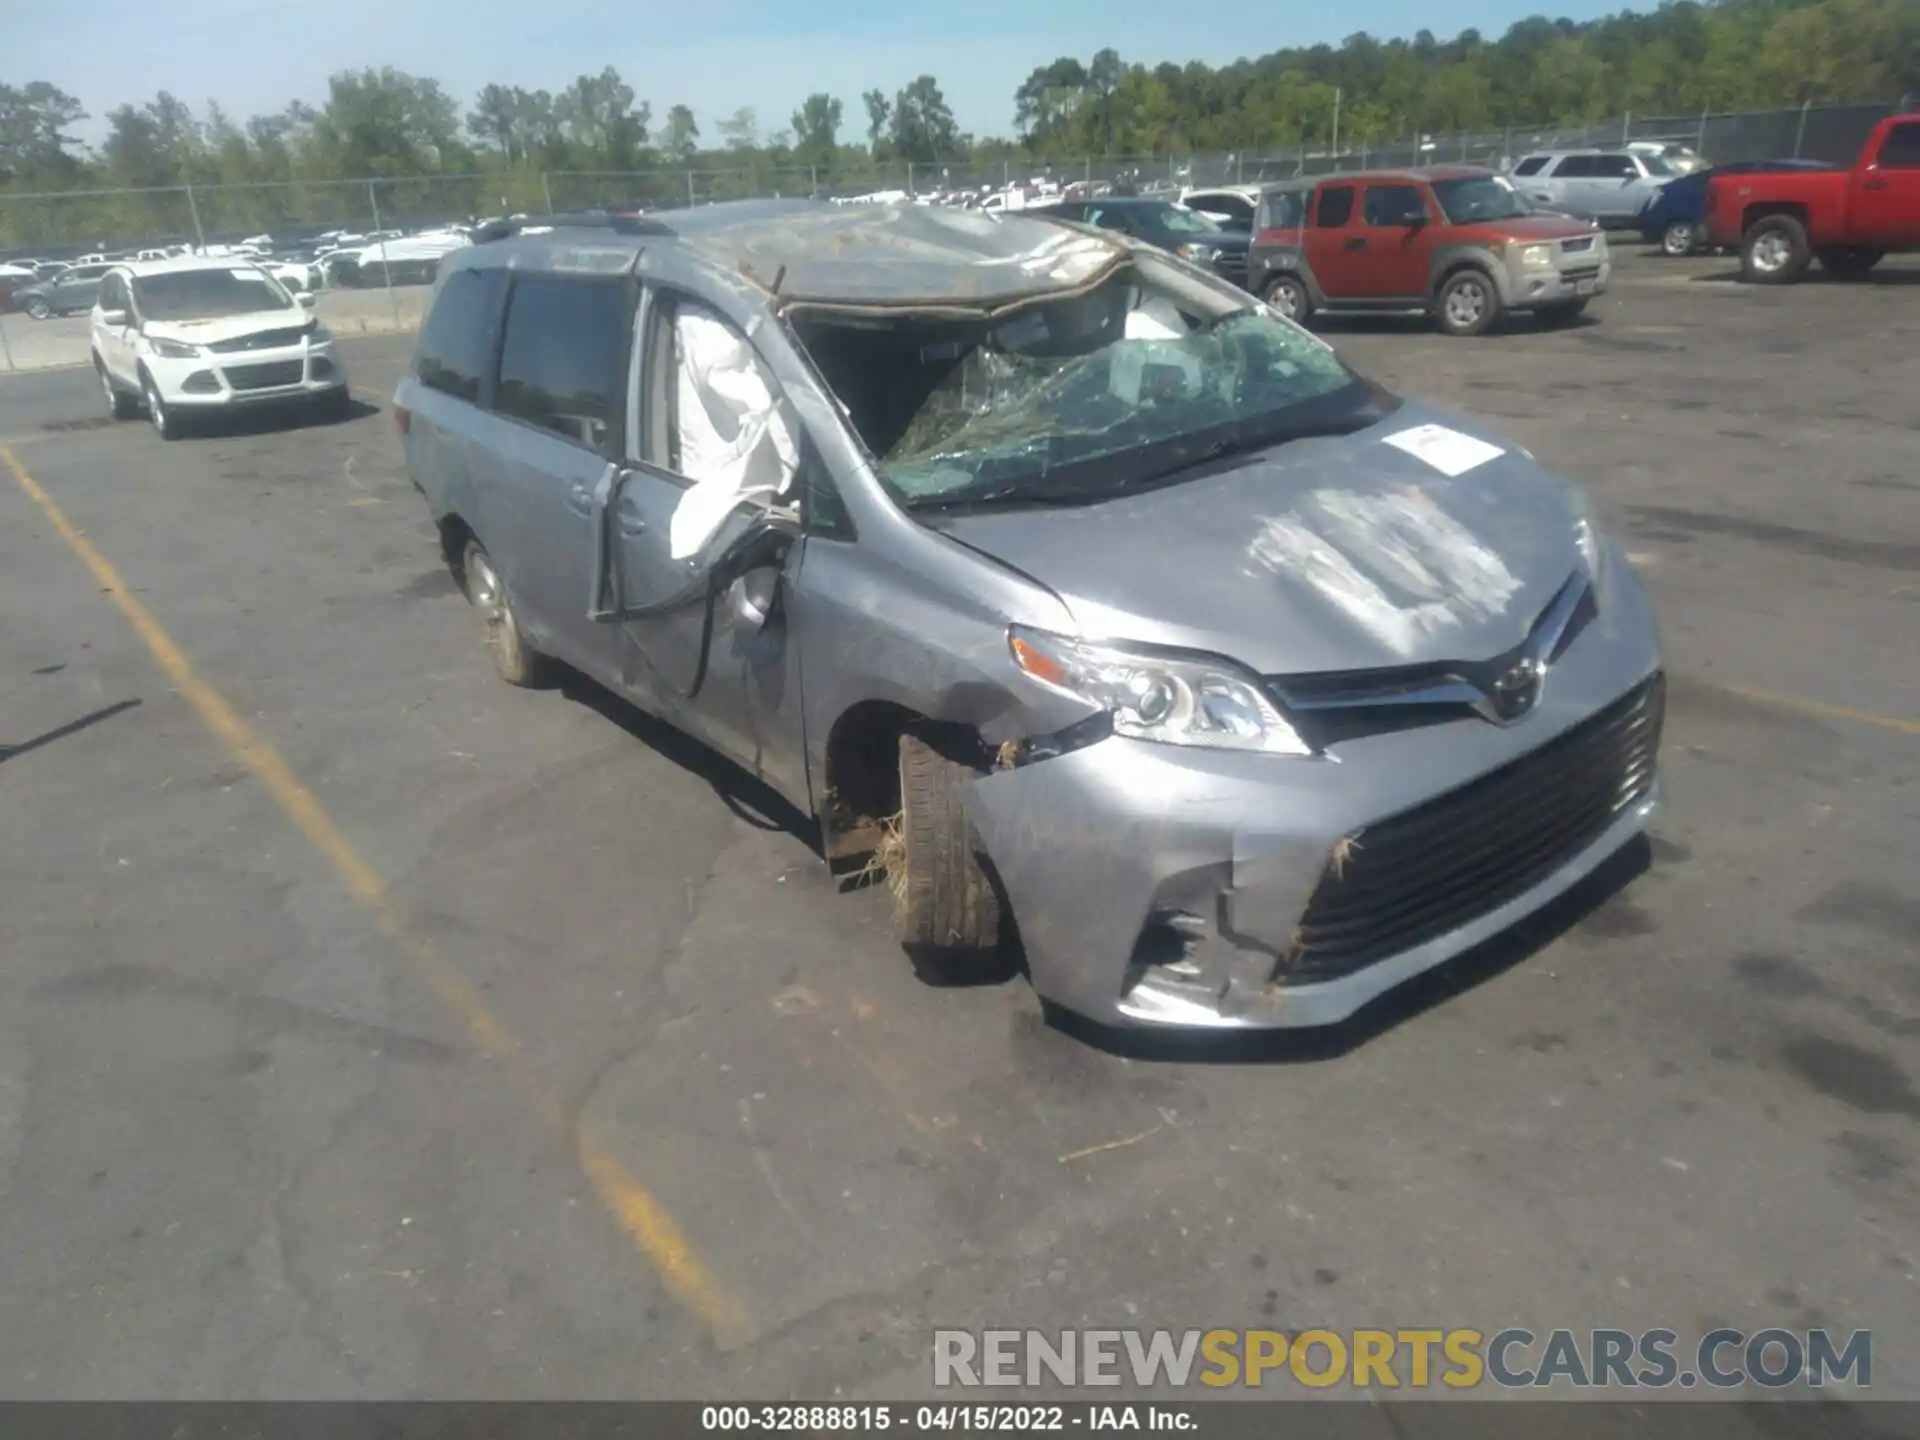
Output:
[
  {"xmin": 1314, "ymin": 186, "xmax": 1355, "ymax": 227},
  {"xmin": 1878, "ymin": 122, "xmax": 1920, "ymax": 169},
  {"xmin": 1363, "ymin": 184, "xmax": 1427, "ymax": 226},
  {"xmin": 494, "ymin": 274, "xmax": 629, "ymax": 451},
  {"xmin": 1512, "ymin": 156, "xmax": 1549, "ymax": 177},
  {"xmin": 416, "ymin": 267, "xmax": 508, "ymax": 404},
  {"xmin": 1552, "ymin": 156, "xmax": 1594, "ymax": 178}
]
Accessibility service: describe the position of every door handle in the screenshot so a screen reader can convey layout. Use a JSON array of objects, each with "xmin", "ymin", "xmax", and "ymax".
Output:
[
  {"xmin": 1343, "ymin": 237, "xmax": 1366, "ymax": 251},
  {"xmin": 1863, "ymin": 178, "xmax": 1889, "ymax": 191},
  {"xmin": 618, "ymin": 516, "xmax": 647, "ymax": 537},
  {"xmin": 566, "ymin": 482, "xmax": 593, "ymax": 516}
]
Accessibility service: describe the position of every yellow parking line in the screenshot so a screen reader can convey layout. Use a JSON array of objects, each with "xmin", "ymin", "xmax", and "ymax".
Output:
[
  {"xmin": 1704, "ymin": 678, "xmax": 1920, "ymax": 736},
  {"xmin": 1, "ymin": 442, "xmax": 748, "ymax": 1344}
]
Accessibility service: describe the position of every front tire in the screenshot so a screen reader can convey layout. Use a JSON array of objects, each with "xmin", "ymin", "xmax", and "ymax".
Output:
[
  {"xmin": 892, "ymin": 732, "xmax": 1003, "ymax": 970},
  {"xmin": 97, "ymin": 358, "xmax": 138, "ymax": 420},
  {"xmin": 1434, "ymin": 269, "xmax": 1501, "ymax": 337},
  {"xmin": 141, "ymin": 371, "xmax": 186, "ymax": 441},
  {"xmin": 314, "ymin": 386, "xmax": 352, "ymax": 423},
  {"xmin": 1660, "ymin": 220, "xmax": 1697, "ymax": 257},
  {"xmin": 461, "ymin": 538, "xmax": 551, "ymax": 687},
  {"xmin": 1740, "ymin": 214, "xmax": 1811, "ymax": 284}
]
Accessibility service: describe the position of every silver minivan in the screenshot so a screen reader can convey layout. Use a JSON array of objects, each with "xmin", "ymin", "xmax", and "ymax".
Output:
[
  {"xmin": 395, "ymin": 201, "xmax": 1664, "ymax": 1032},
  {"xmin": 1510, "ymin": 148, "xmax": 1678, "ymax": 224}
]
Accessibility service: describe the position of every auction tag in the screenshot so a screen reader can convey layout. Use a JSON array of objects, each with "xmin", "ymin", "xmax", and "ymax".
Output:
[{"xmin": 1383, "ymin": 423, "xmax": 1505, "ymax": 477}]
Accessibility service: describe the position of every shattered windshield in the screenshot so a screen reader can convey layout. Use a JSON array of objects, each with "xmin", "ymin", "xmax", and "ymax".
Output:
[{"xmin": 794, "ymin": 254, "xmax": 1386, "ymax": 512}]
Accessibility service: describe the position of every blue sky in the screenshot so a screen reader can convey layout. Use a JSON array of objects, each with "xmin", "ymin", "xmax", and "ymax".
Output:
[{"xmin": 15, "ymin": 1, "xmax": 1623, "ymax": 145}]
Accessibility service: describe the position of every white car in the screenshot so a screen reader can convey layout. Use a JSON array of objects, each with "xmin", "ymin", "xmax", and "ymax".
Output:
[{"xmin": 89, "ymin": 256, "xmax": 350, "ymax": 440}]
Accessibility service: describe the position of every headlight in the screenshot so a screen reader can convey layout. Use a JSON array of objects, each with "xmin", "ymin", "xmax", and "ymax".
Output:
[
  {"xmin": 1008, "ymin": 626, "xmax": 1311, "ymax": 756},
  {"xmin": 1176, "ymin": 243, "xmax": 1221, "ymax": 263},
  {"xmin": 148, "ymin": 337, "xmax": 200, "ymax": 359},
  {"xmin": 309, "ymin": 321, "xmax": 332, "ymax": 343},
  {"xmin": 1518, "ymin": 244, "xmax": 1555, "ymax": 268},
  {"xmin": 1568, "ymin": 488, "xmax": 1613, "ymax": 607}
]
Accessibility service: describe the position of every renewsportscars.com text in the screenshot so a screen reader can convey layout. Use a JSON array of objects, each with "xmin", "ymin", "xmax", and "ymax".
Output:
[{"xmin": 932, "ymin": 1327, "xmax": 1871, "ymax": 1390}]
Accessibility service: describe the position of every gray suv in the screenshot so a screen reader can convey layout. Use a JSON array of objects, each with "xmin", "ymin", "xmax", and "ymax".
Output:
[
  {"xmin": 395, "ymin": 201, "xmax": 1664, "ymax": 1032},
  {"xmin": 1510, "ymin": 149, "xmax": 1677, "ymax": 225}
]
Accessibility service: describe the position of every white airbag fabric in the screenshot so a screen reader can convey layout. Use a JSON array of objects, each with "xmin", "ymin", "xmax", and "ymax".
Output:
[{"xmin": 668, "ymin": 309, "xmax": 799, "ymax": 559}]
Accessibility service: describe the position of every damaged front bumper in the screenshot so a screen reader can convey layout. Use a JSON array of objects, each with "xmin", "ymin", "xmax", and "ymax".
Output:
[{"xmin": 966, "ymin": 559, "xmax": 1663, "ymax": 1031}]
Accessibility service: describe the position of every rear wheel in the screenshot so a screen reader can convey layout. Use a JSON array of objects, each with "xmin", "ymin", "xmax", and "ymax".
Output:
[
  {"xmin": 1261, "ymin": 273, "xmax": 1313, "ymax": 325},
  {"xmin": 1740, "ymin": 214, "xmax": 1811, "ymax": 284},
  {"xmin": 24, "ymin": 296, "xmax": 50, "ymax": 320},
  {"xmin": 1660, "ymin": 220, "xmax": 1697, "ymax": 257},
  {"xmin": 461, "ymin": 538, "xmax": 551, "ymax": 687},
  {"xmin": 1434, "ymin": 269, "xmax": 1500, "ymax": 337},
  {"xmin": 1817, "ymin": 245, "xmax": 1883, "ymax": 281},
  {"xmin": 892, "ymin": 732, "xmax": 1003, "ymax": 970}
]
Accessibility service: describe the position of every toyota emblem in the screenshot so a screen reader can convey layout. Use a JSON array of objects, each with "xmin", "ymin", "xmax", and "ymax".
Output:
[{"xmin": 1488, "ymin": 658, "xmax": 1544, "ymax": 721}]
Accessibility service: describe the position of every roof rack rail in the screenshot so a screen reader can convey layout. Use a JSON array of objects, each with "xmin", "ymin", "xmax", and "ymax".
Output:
[{"xmin": 474, "ymin": 211, "xmax": 672, "ymax": 243}]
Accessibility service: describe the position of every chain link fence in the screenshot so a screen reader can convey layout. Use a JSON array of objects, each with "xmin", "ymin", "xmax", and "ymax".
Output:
[{"xmin": 1, "ymin": 101, "xmax": 1905, "ymax": 257}]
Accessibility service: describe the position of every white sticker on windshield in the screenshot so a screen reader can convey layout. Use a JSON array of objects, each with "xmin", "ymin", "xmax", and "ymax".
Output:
[{"xmin": 1383, "ymin": 423, "xmax": 1505, "ymax": 478}]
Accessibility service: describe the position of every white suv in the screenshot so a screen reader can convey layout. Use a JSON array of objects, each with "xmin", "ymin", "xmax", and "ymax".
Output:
[{"xmin": 90, "ymin": 257, "xmax": 350, "ymax": 439}]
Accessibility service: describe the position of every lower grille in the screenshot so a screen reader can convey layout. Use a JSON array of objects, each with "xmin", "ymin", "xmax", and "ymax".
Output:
[
  {"xmin": 1284, "ymin": 674, "xmax": 1664, "ymax": 985},
  {"xmin": 1561, "ymin": 263, "xmax": 1603, "ymax": 283},
  {"xmin": 224, "ymin": 359, "xmax": 305, "ymax": 390}
]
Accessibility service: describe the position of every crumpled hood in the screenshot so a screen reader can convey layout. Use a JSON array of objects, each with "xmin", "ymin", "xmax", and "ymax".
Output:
[
  {"xmin": 143, "ymin": 308, "xmax": 311, "ymax": 345},
  {"xmin": 928, "ymin": 403, "xmax": 1591, "ymax": 677}
]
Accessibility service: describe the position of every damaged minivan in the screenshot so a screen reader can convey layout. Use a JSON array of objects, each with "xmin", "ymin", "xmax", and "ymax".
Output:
[{"xmin": 394, "ymin": 200, "xmax": 1664, "ymax": 1031}]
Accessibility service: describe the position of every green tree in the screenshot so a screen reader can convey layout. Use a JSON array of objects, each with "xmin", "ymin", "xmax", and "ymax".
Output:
[
  {"xmin": 890, "ymin": 75, "xmax": 958, "ymax": 163},
  {"xmin": 661, "ymin": 104, "xmax": 699, "ymax": 163},
  {"xmin": 791, "ymin": 93, "xmax": 843, "ymax": 165}
]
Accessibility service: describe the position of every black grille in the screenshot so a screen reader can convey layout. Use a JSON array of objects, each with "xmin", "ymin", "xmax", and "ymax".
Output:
[
  {"xmin": 224, "ymin": 359, "xmax": 306, "ymax": 390},
  {"xmin": 1561, "ymin": 264, "xmax": 1603, "ymax": 283},
  {"xmin": 208, "ymin": 325, "xmax": 310, "ymax": 354},
  {"xmin": 1560, "ymin": 236, "xmax": 1595, "ymax": 253},
  {"xmin": 1285, "ymin": 673, "xmax": 1664, "ymax": 985}
]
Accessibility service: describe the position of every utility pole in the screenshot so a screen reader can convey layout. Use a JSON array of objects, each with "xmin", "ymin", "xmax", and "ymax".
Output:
[{"xmin": 1331, "ymin": 87, "xmax": 1341, "ymax": 160}]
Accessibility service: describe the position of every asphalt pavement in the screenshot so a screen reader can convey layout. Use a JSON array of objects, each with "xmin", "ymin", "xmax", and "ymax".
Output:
[{"xmin": 0, "ymin": 247, "xmax": 1914, "ymax": 1403}]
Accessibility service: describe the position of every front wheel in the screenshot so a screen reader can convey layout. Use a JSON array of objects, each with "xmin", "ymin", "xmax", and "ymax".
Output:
[
  {"xmin": 1817, "ymin": 246, "xmax": 1883, "ymax": 281},
  {"xmin": 141, "ymin": 372, "xmax": 186, "ymax": 441},
  {"xmin": 891, "ymin": 731, "xmax": 1003, "ymax": 974},
  {"xmin": 1660, "ymin": 220, "xmax": 1697, "ymax": 257},
  {"xmin": 97, "ymin": 358, "xmax": 138, "ymax": 420},
  {"xmin": 1434, "ymin": 270, "xmax": 1501, "ymax": 337},
  {"xmin": 1740, "ymin": 214, "xmax": 1811, "ymax": 284},
  {"xmin": 314, "ymin": 386, "xmax": 352, "ymax": 423}
]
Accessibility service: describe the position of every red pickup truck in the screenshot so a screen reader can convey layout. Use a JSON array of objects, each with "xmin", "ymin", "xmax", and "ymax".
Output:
[{"xmin": 1706, "ymin": 112, "xmax": 1920, "ymax": 282}]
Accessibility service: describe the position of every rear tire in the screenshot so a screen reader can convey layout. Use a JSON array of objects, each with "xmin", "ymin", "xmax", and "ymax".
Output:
[
  {"xmin": 1261, "ymin": 273, "xmax": 1313, "ymax": 326},
  {"xmin": 24, "ymin": 296, "xmax": 50, "ymax": 320},
  {"xmin": 1817, "ymin": 246, "xmax": 1883, "ymax": 281},
  {"xmin": 1434, "ymin": 269, "xmax": 1500, "ymax": 337},
  {"xmin": 1740, "ymin": 214, "xmax": 1811, "ymax": 284},
  {"xmin": 97, "ymin": 357, "xmax": 138, "ymax": 420},
  {"xmin": 893, "ymin": 732, "xmax": 1003, "ymax": 970},
  {"xmin": 461, "ymin": 538, "xmax": 551, "ymax": 687}
]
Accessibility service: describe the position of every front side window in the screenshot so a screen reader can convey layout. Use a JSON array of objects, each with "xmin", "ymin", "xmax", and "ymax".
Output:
[
  {"xmin": 790, "ymin": 251, "xmax": 1388, "ymax": 515},
  {"xmin": 1878, "ymin": 121, "xmax": 1920, "ymax": 169},
  {"xmin": 494, "ymin": 274, "xmax": 628, "ymax": 451},
  {"xmin": 130, "ymin": 267, "xmax": 294, "ymax": 321},
  {"xmin": 1259, "ymin": 190, "xmax": 1308, "ymax": 228},
  {"xmin": 1551, "ymin": 156, "xmax": 1595, "ymax": 178},
  {"xmin": 1512, "ymin": 156, "xmax": 1550, "ymax": 177},
  {"xmin": 1638, "ymin": 153, "xmax": 1678, "ymax": 177},
  {"xmin": 1592, "ymin": 155, "xmax": 1637, "ymax": 178},
  {"xmin": 415, "ymin": 266, "xmax": 509, "ymax": 403},
  {"xmin": 1362, "ymin": 184, "xmax": 1427, "ymax": 226}
]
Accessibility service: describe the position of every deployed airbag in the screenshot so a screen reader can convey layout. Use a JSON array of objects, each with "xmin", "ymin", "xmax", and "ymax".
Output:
[{"xmin": 669, "ymin": 308, "xmax": 799, "ymax": 559}]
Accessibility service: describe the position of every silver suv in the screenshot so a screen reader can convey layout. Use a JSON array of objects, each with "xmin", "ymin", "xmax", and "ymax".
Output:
[
  {"xmin": 1510, "ymin": 148, "xmax": 1677, "ymax": 224},
  {"xmin": 394, "ymin": 201, "xmax": 1664, "ymax": 1032}
]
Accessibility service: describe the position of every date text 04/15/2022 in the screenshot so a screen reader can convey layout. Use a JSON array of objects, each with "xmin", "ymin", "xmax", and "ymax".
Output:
[{"xmin": 700, "ymin": 1404, "xmax": 1197, "ymax": 1431}]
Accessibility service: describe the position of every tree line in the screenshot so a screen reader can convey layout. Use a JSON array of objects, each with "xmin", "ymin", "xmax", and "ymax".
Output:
[{"xmin": 1, "ymin": 0, "xmax": 1913, "ymax": 245}]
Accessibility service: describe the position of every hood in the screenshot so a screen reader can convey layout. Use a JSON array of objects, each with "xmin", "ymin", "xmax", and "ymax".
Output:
[
  {"xmin": 143, "ymin": 308, "xmax": 311, "ymax": 345},
  {"xmin": 352, "ymin": 234, "xmax": 470, "ymax": 262},
  {"xmin": 1473, "ymin": 213, "xmax": 1598, "ymax": 242},
  {"xmin": 926, "ymin": 403, "xmax": 1590, "ymax": 677}
]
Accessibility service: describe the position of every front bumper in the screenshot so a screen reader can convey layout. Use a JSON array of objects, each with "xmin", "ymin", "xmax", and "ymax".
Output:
[
  {"xmin": 966, "ymin": 545, "xmax": 1662, "ymax": 1031},
  {"xmin": 148, "ymin": 342, "xmax": 347, "ymax": 407},
  {"xmin": 1507, "ymin": 259, "xmax": 1611, "ymax": 308}
]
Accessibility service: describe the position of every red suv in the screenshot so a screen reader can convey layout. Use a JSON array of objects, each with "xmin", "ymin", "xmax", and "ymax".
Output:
[{"xmin": 1247, "ymin": 166, "xmax": 1610, "ymax": 336}]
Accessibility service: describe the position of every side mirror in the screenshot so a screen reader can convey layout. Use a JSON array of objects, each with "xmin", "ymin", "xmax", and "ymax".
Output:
[
  {"xmin": 297, "ymin": 292, "xmax": 318, "ymax": 308},
  {"xmin": 99, "ymin": 307, "xmax": 129, "ymax": 326}
]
